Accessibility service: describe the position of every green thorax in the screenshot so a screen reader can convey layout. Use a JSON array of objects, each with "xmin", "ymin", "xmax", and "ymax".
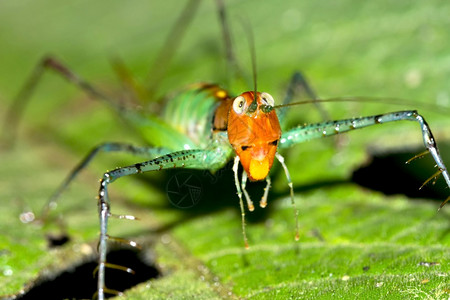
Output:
[{"xmin": 161, "ymin": 87, "xmax": 220, "ymax": 148}]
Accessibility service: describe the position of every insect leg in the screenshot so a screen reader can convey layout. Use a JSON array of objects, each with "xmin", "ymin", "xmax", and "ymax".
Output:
[
  {"xmin": 260, "ymin": 176, "xmax": 271, "ymax": 208},
  {"xmin": 110, "ymin": 57, "xmax": 148, "ymax": 105},
  {"xmin": 3, "ymin": 56, "xmax": 122, "ymax": 146},
  {"xmin": 232, "ymin": 156, "xmax": 249, "ymax": 249},
  {"xmin": 41, "ymin": 142, "xmax": 171, "ymax": 220},
  {"xmin": 275, "ymin": 153, "xmax": 300, "ymax": 241},
  {"xmin": 279, "ymin": 110, "xmax": 450, "ymax": 207},
  {"xmin": 240, "ymin": 171, "xmax": 255, "ymax": 211},
  {"xmin": 96, "ymin": 148, "xmax": 228, "ymax": 299},
  {"xmin": 278, "ymin": 72, "xmax": 330, "ymax": 122}
]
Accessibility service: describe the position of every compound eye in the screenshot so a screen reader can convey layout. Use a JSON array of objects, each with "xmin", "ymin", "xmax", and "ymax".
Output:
[
  {"xmin": 260, "ymin": 92, "xmax": 275, "ymax": 106},
  {"xmin": 232, "ymin": 96, "xmax": 246, "ymax": 114}
]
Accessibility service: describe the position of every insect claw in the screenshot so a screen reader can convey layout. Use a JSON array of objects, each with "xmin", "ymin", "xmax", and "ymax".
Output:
[
  {"xmin": 419, "ymin": 169, "xmax": 443, "ymax": 190},
  {"xmin": 405, "ymin": 150, "xmax": 429, "ymax": 164},
  {"xmin": 259, "ymin": 201, "xmax": 267, "ymax": 208}
]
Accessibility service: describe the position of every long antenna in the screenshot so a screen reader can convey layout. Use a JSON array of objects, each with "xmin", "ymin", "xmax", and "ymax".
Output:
[
  {"xmin": 240, "ymin": 18, "xmax": 258, "ymax": 101},
  {"xmin": 215, "ymin": 0, "xmax": 246, "ymax": 87},
  {"xmin": 146, "ymin": 0, "xmax": 201, "ymax": 98},
  {"xmin": 274, "ymin": 96, "xmax": 450, "ymax": 115}
]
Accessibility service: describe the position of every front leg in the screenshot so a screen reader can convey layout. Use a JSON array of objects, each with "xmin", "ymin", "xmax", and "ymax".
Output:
[
  {"xmin": 279, "ymin": 110, "xmax": 450, "ymax": 204},
  {"xmin": 96, "ymin": 148, "xmax": 228, "ymax": 299}
]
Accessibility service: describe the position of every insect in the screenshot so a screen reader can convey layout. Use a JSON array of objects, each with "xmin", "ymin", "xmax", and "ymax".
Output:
[{"xmin": 4, "ymin": 1, "xmax": 450, "ymax": 299}]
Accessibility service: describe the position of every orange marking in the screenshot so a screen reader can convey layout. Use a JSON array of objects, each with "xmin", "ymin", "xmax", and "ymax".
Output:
[{"xmin": 215, "ymin": 89, "xmax": 227, "ymax": 99}]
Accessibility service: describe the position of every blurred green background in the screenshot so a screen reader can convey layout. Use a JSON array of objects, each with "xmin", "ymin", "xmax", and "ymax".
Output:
[{"xmin": 1, "ymin": 0, "xmax": 449, "ymax": 299}]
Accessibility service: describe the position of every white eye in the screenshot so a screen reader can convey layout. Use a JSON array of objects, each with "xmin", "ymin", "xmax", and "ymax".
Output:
[
  {"xmin": 232, "ymin": 96, "xmax": 246, "ymax": 114},
  {"xmin": 260, "ymin": 92, "xmax": 275, "ymax": 106}
]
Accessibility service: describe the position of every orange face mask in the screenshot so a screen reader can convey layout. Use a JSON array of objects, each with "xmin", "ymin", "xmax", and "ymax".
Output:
[{"xmin": 227, "ymin": 91, "xmax": 281, "ymax": 181}]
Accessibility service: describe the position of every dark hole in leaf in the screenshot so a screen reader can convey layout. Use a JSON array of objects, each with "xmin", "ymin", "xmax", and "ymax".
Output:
[
  {"xmin": 16, "ymin": 248, "xmax": 159, "ymax": 300},
  {"xmin": 351, "ymin": 144, "xmax": 449, "ymax": 201},
  {"xmin": 46, "ymin": 234, "xmax": 70, "ymax": 248}
]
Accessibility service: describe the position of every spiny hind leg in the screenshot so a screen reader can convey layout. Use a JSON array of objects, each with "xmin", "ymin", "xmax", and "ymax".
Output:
[
  {"xmin": 2, "ymin": 56, "xmax": 122, "ymax": 146},
  {"xmin": 96, "ymin": 148, "xmax": 226, "ymax": 299}
]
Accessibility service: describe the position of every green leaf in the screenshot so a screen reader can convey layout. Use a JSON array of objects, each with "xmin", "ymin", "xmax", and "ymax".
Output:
[{"xmin": 1, "ymin": 0, "xmax": 449, "ymax": 299}]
